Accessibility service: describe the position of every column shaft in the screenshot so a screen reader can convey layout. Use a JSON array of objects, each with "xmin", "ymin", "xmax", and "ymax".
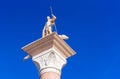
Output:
[{"xmin": 41, "ymin": 72, "xmax": 60, "ymax": 79}]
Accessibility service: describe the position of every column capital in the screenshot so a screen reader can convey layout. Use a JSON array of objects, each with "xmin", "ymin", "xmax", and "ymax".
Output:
[{"xmin": 32, "ymin": 48, "xmax": 66, "ymax": 75}]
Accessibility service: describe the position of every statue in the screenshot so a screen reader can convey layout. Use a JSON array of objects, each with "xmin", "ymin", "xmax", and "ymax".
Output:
[
  {"xmin": 42, "ymin": 14, "xmax": 56, "ymax": 37},
  {"xmin": 42, "ymin": 7, "xmax": 69, "ymax": 40},
  {"xmin": 42, "ymin": 14, "xmax": 69, "ymax": 40}
]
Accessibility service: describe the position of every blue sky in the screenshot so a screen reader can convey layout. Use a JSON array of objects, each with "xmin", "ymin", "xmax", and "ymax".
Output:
[{"xmin": 0, "ymin": 0, "xmax": 120, "ymax": 79}]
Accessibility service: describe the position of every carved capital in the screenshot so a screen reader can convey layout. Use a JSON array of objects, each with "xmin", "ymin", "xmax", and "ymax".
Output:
[{"xmin": 32, "ymin": 48, "xmax": 66, "ymax": 76}]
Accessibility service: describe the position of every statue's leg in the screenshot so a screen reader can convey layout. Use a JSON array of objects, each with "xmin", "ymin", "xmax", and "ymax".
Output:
[
  {"xmin": 49, "ymin": 27, "xmax": 52, "ymax": 34},
  {"xmin": 45, "ymin": 26, "xmax": 52, "ymax": 36}
]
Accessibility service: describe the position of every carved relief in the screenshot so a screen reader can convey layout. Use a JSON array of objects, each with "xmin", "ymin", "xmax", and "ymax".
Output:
[
  {"xmin": 32, "ymin": 50, "xmax": 66, "ymax": 75},
  {"xmin": 47, "ymin": 52, "xmax": 56, "ymax": 66}
]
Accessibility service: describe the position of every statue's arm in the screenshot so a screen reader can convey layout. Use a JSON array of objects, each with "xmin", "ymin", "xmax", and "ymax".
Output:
[{"xmin": 52, "ymin": 14, "xmax": 56, "ymax": 19}]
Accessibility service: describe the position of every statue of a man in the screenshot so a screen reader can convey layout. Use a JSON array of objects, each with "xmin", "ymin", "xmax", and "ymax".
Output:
[{"xmin": 42, "ymin": 14, "xmax": 56, "ymax": 37}]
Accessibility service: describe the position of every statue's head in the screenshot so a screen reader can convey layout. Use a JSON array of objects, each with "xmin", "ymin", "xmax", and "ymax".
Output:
[{"xmin": 47, "ymin": 16, "xmax": 50, "ymax": 20}]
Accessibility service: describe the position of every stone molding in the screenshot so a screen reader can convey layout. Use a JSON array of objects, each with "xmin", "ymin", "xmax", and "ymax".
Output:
[{"xmin": 22, "ymin": 33, "xmax": 75, "ymax": 58}]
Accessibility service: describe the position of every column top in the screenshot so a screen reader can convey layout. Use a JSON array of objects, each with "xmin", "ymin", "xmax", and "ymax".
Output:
[{"xmin": 22, "ymin": 32, "xmax": 75, "ymax": 58}]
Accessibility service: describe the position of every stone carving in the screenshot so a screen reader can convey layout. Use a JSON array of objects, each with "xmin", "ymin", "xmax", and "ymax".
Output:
[
  {"xmin": 59, "ymin": 34, "xmax": 69, "ymax": 40},
  {"xmin": 41, "ymin": 14, "xmax": 69, "ymax": 40},
  {"xmin": 32, "ymin": 50, "xmax": 66, "ymax": 75},
  {"xmin": 42, "ymin": 14, "xmax": 56, "ymax": 37},
  {"xmin": 47, "ymin": 52, "xmax": 56, "ymax": 66}
]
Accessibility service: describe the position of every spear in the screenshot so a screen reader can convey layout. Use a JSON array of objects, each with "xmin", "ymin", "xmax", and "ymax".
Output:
[{"xmin": 50, "ymin": 6, "xmax": 58, "ymax": 33}]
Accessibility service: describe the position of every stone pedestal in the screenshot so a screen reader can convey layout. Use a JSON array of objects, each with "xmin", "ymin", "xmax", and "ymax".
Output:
[{"xmin": 22, "ymin": 33, "xmax": 75, "ymax": 79}]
